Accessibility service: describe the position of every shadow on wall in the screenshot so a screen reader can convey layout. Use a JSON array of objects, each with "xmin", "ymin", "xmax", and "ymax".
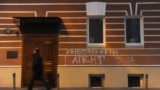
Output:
[{"xmin": 58, "ymin": 18, "xmax": 68, "ymax": 35}]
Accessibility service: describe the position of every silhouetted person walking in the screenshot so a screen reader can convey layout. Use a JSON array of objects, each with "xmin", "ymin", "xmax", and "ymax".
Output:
[{"xmin": 28, "ymin": 48, "xmax": 50, "ymax": 90}]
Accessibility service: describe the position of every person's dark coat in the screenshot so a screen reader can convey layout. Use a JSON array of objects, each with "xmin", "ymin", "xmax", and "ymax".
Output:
[{"xmin": 32, "ymin": 53, "xmax": 43, "ymax": 80}]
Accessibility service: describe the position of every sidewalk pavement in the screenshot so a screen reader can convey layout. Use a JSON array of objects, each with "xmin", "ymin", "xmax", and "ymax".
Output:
[
  {"xmin": 0, "ymin": 87, "xmax": 55, "ymax": 90},
  {"xmin": 0, "ymin": 87, "xmax": 160, "ymax": 90}
]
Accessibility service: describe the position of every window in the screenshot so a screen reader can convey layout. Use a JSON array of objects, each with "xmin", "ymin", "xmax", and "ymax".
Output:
[
  {"xmin": 128, "ymin": 74, "xmax": 144, "ymax": 88},
  {"xmin": 125, "ymin": 16, "xmax": 144, "ymax": 47},
  {"xmin": 89, "ymin": 74, "xmax": 104, "ymax": 88},
  {"xmin": 87, "ymin": 17, "xmax": 105, "ymax": 47}
]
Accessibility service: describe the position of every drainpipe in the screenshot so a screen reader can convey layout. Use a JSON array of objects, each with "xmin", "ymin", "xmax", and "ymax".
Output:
[
  {"xmin": 13, "ymin": 73, "xmax": 16, "ymax": 90},
  {"xmin": 145, "ymin": 74, "xmax": 148, "ymax": 90},
  {"xmin": 57, "ymin": 74, "xmax": 59, "ymax": 90}
]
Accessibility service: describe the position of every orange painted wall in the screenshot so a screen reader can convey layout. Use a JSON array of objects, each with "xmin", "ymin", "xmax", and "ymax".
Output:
[{"xmin": 0, "ymin": 0, "xmax": 159, "ymax": 65}]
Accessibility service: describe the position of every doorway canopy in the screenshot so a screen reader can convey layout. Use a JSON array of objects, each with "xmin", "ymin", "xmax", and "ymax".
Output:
[{"xmin": 13, "ymin": 17, "xmax": 61, "ymax": 34}]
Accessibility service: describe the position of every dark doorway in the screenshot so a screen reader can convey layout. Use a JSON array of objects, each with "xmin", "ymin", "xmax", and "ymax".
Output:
[
  {"xmin": 22, "ymin": 36, "xmax": 58, "ymax": 87},
  {"xmin": 15, "ymin": 17, "xmax": 60, "ymax": 88}
]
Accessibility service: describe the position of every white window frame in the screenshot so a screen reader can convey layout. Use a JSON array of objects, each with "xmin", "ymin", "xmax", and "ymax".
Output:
[
  {"xmin": 87, "ymin": 16, "xmax": 106, "ymax": 48},
  {"xmin": 125, "ymin": 16, "xmax": 144, "ymax": 48}
]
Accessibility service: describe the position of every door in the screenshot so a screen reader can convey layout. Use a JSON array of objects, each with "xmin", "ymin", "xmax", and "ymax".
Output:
[{"xmin": 22, "ymin": 35, "xmax": 58, "ymax": 87}]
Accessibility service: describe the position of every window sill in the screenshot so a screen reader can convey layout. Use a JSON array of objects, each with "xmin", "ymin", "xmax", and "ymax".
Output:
[
  {"xmin": 87, "ymin": 44, "xmax": 106, "ymax": 48},
  {"xmin": 125, "ymin": 43, "xmax": 144, "ymax": 48},
  {"xmin": 128, "ymin": 87, "xmax": 142, "ymax": 88}
]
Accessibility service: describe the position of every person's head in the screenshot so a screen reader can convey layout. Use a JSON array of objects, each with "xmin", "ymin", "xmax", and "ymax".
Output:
[{"xmin": 33, "ymin": 47, "xmax": 40, "ymax": 53}]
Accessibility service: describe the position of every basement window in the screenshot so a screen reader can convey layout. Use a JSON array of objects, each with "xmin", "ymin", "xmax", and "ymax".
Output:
[
  {"xmin": 89, "ymin": 74, "xmax": 104, "ymax": 88},
  {"xmin": 128, "ymin": 74, "xmax": 144, "ymax": 88}
]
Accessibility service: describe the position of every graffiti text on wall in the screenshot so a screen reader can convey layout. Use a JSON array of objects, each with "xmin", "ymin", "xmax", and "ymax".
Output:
[
  {"xmin": 66, "ymin": 49, "xmax": 135, "ymax": 65},
  {"xmin": 71, "ymin": 56, "xmax": 105, "ymax": 64}
]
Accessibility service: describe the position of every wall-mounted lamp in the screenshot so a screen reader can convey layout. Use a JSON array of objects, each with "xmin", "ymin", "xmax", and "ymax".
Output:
[{"xmin": 86, "ymin": 2, "xmax": 106, "ymax": 16}]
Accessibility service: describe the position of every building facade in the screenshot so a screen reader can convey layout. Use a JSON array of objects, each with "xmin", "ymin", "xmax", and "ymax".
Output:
[{"xmin": 0, "ymin": 0, "xmax": 160, "ymax": 89}]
